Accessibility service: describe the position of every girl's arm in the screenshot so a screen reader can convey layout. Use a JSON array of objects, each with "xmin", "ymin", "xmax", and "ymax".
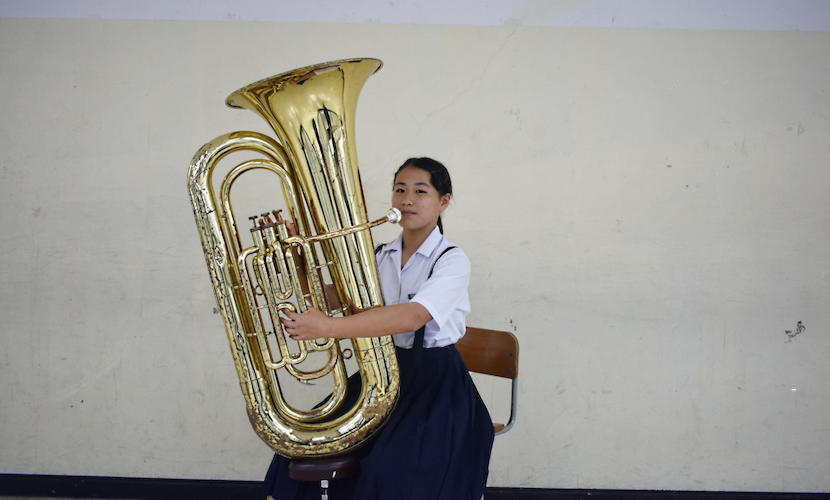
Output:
[{"xmin": 282, "ymin": 302, "xmax": 432, "ymax": 340}]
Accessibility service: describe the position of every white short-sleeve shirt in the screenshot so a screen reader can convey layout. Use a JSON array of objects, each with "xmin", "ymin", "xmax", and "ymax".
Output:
[{"xmin": 376, "ymin": 226, "xmax": 471, "ymax": 349}]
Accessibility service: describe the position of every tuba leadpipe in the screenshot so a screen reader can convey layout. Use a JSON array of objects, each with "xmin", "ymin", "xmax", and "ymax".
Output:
[{"xmin": 187, "ymin": 58, "xmax": 400, "ymax": 458}]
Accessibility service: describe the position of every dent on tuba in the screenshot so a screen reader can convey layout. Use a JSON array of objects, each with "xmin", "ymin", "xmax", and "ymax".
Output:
[{"xmin": 187, "ymin": 58, "xmax": 400, "ymax": 458}]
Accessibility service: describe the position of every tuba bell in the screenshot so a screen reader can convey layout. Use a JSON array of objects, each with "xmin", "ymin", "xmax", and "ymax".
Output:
[{"xmin": 187, "ymin": 58, "xmax": 400, "ymax": 458}]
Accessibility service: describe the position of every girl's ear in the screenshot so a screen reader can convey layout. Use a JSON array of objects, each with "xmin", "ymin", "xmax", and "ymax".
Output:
[{"xmin": 439, "ymin": 193, "xmax": 451, "ymax": 211}]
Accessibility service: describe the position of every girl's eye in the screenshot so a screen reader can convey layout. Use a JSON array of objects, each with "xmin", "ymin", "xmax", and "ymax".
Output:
[
  {"xmin": 394, "ymin": 188, "xmax": 405, "ymax": 193},
  {"xmin": 416, "ymin": 189, "xmax": 427, "ymax": 194}
]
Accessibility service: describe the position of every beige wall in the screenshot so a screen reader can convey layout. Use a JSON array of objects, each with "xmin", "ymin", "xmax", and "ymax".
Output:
[{"xmin": 1, "ymin": 16, "xmax": 829, "ymax": 491}]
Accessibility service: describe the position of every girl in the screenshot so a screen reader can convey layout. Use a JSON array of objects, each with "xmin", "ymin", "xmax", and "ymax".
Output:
[{"xmin": 265, "ymin": 157, "xmax": 494, "ymax": 500}]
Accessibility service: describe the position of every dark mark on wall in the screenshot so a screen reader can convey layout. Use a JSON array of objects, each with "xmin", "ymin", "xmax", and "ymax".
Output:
[
  {"xmin": 785, "ymin": 321, "xmax": 805, "ymax": 343},
  {"xmin": 786, "ymin": 121, "xmax": 806, "ymax": 136}
]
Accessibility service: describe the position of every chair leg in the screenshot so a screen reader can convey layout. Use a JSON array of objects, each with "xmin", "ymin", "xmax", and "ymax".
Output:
[{"xmin": 320, "ymin": 479, "xmax": 329, "ymax": 500}]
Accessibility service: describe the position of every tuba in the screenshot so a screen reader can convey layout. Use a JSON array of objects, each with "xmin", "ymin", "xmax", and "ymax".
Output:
[{"xmin": 187, "ymin": 58, "xmax": 400, "ymax": 458}]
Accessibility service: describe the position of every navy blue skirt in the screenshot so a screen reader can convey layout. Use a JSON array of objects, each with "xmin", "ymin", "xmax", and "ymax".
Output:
[{"xmin": 263, "ymin": 342, "xmax": 494, "ymax": 499}]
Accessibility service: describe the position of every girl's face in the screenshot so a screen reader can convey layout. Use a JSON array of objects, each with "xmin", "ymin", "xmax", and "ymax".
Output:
[{"xmin": 392, "ymin": 166, "xmax": 450, "ymax": 233}]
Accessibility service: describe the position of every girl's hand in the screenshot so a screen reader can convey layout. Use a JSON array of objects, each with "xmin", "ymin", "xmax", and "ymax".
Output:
[{"xmin": 281, "ymin": 308, "xmax": 334, "ymax": 340}]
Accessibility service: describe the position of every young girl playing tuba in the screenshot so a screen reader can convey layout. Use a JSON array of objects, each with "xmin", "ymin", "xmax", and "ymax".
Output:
[{"xmin": 265, "ymin": 157, "xmax": 494, "ymax": 500}]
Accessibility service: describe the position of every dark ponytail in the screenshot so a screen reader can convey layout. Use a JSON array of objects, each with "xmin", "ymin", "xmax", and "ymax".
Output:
[{"xmin": 394, "ymin": 157, "xmax": 453, "ymax": 233}]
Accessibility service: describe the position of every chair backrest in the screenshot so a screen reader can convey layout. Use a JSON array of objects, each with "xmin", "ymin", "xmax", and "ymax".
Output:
[
  {"xmin": 455, "ymin": 326, "xmax": 519, "ymax": 379},
  {"xmin": 455, "ymin": 326, "xmax": 519, "ymax": 435}
]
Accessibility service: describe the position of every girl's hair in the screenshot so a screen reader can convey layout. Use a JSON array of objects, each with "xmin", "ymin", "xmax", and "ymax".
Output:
[{"xmin": 394, "ymin": 157, "xmax": 453, "ymax": 233}]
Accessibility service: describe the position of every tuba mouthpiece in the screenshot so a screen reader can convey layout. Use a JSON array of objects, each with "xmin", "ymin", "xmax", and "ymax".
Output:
[{"xmin": 387, "ymin": 208, "xmax": 402, "ymax": 224}]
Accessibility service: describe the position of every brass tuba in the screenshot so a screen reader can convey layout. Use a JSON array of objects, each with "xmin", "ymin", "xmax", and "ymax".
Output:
[{"xmin": 187, "ymin": 58, "xmax": 400, "ymax": 458}]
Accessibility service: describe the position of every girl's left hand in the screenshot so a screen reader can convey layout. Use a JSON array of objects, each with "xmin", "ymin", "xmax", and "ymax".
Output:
[{"xmin": 281, "ymin": 308, "xmax": 333, "ymax": 340}]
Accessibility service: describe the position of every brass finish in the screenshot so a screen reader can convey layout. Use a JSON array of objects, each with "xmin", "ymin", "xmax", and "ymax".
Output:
[{"xmin": 188, "ymin": 59, "xmax": 400, "ymax": 458}]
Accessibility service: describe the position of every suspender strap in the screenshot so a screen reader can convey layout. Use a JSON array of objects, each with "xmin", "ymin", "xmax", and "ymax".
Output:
[
  {"xmin": 415, "ymin": 245, "xmax": 457, "ymax": 350},
  {"xmin": 428, "ymin": 246, "xmax": 457, "ymax": 279}
]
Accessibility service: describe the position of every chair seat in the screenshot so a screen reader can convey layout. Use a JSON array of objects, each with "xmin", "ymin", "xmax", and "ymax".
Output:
[
  {"xmin": 289, "ymin": 455, "xmax": 361, "ymax": 482},
  {"xmin": 493, "ymin": 422, "xmax": 505, "ymax": 433}
]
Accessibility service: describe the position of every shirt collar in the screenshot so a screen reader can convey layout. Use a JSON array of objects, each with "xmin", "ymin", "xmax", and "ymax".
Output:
[
  {"xmin": 416, "ymin": 226, "xmax": 444, "ymax": 258},
  {"xmin": 383, "ymin": 226, "xmax": 443, "ymax": 258}
]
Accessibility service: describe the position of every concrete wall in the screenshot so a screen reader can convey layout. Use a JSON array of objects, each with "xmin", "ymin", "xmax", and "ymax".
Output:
[{"xmin": 1, "ymin": 3, "xmax": 829, "ymax": 492}]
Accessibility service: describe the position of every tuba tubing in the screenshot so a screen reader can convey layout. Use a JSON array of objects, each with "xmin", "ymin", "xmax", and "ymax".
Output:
[{"xmin": 188, "ymin": 59, "xmax": 400, "ymax": 458}]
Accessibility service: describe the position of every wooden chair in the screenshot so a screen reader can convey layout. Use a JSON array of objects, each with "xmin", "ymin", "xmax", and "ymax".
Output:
[{"xmin": 455, "ymin": 326, "xmax": 520, "ymax": 435}]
